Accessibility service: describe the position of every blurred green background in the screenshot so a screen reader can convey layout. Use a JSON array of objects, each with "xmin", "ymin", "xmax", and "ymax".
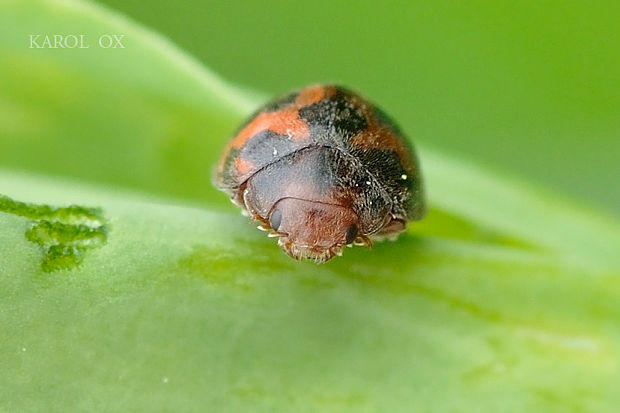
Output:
[
  {"xmin": 1, "ymin": 2, "xmax": 619, "ymax": 410},
  {"xmin": 96, "ymin": 0, "xmax": 620, "ymax": 214}
]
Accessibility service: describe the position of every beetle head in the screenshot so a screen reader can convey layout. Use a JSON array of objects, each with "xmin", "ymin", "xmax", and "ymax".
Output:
[{"xmin": 266, "ymin": 197, "xmax": 367, "ymax": 262}]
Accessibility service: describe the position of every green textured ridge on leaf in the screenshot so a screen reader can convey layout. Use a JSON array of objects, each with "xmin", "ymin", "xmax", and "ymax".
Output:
[
  {"xmin": 0, "ymin": 194, "xmax": 107, "ymax": 272},
  {"xmin": 0, "ymin": 0, "xmax": 619, "ymax": 412}
]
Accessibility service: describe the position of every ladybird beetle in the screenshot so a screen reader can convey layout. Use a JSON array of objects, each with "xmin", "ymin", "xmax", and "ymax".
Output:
[{"xmin": 213, "ymin": 85, "xmax": 425, "ymax": 262}]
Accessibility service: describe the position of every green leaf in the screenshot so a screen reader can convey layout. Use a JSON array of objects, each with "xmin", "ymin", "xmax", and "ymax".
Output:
[{"xmin": 1, "ymin": 0, "xmax": 618, "ymax": 411}]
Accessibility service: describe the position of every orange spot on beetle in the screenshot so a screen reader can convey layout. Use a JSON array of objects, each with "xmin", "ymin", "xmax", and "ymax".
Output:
[
  {"xmin": 225, "ymin": 85, "xmax": 337, "ymax": 152},
  {"xmin": 234, "ymin": 157, "xmax": 254, "ymax": 175},
  {"xmin": 295, "ymin": 85, "xmax": 335, "ymax": 106},
  {"xmin": 228, "ymin": 108, "xmax": 309, "ymax": 150}
]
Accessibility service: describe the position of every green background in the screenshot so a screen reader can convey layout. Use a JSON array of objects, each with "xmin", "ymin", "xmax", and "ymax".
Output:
[
  {"xmin": 1, "ymin": 0, "xmax": 619, "ymax": 411},
  {"xmin": 97, "ymin": 0, "xmax": 620, "ymax": 214}
]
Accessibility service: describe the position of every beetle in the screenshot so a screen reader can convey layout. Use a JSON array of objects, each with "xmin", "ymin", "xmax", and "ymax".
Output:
[{"xmin": 213, "ymin": 85, "xmax": 425, "ymax": 262}]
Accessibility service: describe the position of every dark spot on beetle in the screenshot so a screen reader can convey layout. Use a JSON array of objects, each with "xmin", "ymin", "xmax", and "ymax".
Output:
[
  {"xmin": 345, "ymin": 224, "xmax": 358, "ymax": 244},
  {"xmin": 349, "ymin": 148, "xmax": 420, "ymax": 218},
  {"xmin": 269, "ymin": 146, "xmax": 338, "ymax": 196},
  {"xmin": 237, "ymin": 129, "xmax": 298, "ymax": 172},
  {"xmin": 353, "ymin": 148, "xmax": 412, "ymax": 189},
  {"xmin": 327, "ymin": 152, "xmax": 393, "ymax": 233},
  {"xmin": 307, "ymin": 147, "xmax": 338, "ymax": 194},
  {"xmin": 269, "ymin": 209, "xmax": 282, "ymax": 231},
  {"xmin": 218, "ymin": 146, "xmax": 241, "ymax": 188},
  {"xmin": 298, "ymin": 90, "xmax": 368, "ymax": 140}
]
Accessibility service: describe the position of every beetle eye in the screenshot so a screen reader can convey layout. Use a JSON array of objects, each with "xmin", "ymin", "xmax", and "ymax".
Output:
[
  {"xmin": 269, "ymin": 209, "xmax": 282, "ymax": 231},
  {"xmin": 345, "ymin": 224, "xmax": 358, "ymax": 244}
]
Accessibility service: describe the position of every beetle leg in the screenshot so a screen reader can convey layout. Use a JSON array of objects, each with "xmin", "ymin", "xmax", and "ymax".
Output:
[{"xmin": 371, "ymin": 218, "xmax": 406, "ymax": 242}]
